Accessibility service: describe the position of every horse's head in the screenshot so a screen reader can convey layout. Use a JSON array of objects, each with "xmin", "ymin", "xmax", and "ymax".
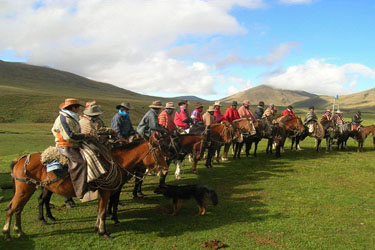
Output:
[
  {"xmin": 141, "ymin": 142, "xmax": 169, "ymax": 176},
  {"xmin": 231, "ymin": 118, "xmax": 255, "ymax": 142},
  {"xmin": 211, "ymin": 123, "xmax": 232, "ymax": 144}
]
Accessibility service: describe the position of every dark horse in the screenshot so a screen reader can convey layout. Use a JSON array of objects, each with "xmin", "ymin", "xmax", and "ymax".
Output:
[
  {"xmin": 276, "ymin": 115, "xmax": 306, "ymax": 157},
  {"xmin": 315, "ymin": 120, "xmax": 336, "ymax": 151},
  {"xmin": 3, "ymin": 140, "xmax": 168, "ymax": 241}
]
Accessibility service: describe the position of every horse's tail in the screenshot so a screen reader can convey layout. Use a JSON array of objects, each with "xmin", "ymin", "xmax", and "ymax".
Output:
[{"xmin": 208, "ymin": 189, "xmax": 218, "ymax": 206}]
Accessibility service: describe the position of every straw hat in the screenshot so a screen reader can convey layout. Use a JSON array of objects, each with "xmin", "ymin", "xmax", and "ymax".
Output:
[
  {"xmin": 116, "ymin": 102, "xmax": 134, "ymax": 110},
  {"xmin": 243, "ymin": 100, "xmax": 250, "ymax": 105},
  {"xmin": 207, "ymin": 105, "xmax": 215, "ymax": 112},
  {"xmin": 195, "ymin": 102, "xmax": 203, "ymax": 109},
  {"xmin": 165, "ymin": 102, "xmax": 175, "ymax": 109},
  {"xmin": 214, "ymin": 101, "xmax": 222, "ymax": 107},
  {"xmin": 336, "ymin": 109, "xmax": 342, "ymax": 114},
  {"xmin": 149, "ymin": 100, "xmax": 164, "ymax": 109},
  {"xmin": 59, "ymin": 98, "xmax": 83, "ymax": 110},
  {"xmin": 84, "ymin": 105, "xmax": 103, "ymax": 116}
]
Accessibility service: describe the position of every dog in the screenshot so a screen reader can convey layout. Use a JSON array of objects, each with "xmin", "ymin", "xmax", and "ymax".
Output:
[{"xmin": 154, "ymin": 183, "xmax": 218, "ymax": 216}]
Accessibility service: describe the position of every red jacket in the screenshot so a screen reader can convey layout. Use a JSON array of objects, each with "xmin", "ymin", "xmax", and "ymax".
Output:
[
  {"xmin": 281, "ymin": 109, "xmax": 296, "ymax": 119},
  {"xmin": 214, "ymin": 106, "xmax": 225, "ymax": 122},
  {"xmin": 224, "ymin": 107, "xmax": 240, "ymax": 122},
  {"xmin": 174, "ymin": 106, "xmax": 189, "ymax": 129},
  {"xmin": 158, "ymin": 109, "xmax": 176, "ymax": 132}
]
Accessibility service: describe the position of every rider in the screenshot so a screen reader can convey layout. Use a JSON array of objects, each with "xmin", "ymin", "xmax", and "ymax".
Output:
[
  {"xmin": 332, "ymin": 110, "xmax": 345, "ymax": 134},
  {"xmin": 191, "ymin": 102, "xmax": 204, "ymax": 125},
  {"xmin": 137, "ymin": 100, "xmax": 167, "ymax": 139},
  {"xmin": 111, "ymin": 102, "xmax": 136, "ymax": 139},
  {"xmin": 174, "ymin": 100, "xmax": 191, "ymax": 130},
  {"xmin": 238, "ymin": 100, "xmax": 256, "ymax": 122},
  {"xmin": 320, "ymin": 109, "xmax": 332, "ymax": 123},
  {"xmin": 262, "ymin": 104, "xmax": 277, "ymax": 120},
  {"xmin": 51, "ymin": 98, "xmax": 91, "ymax": 199},
  {"xmin": 80, "ymin": 101, "xmax": 105, "ymax": 134},
  {"xmin": 224, "ymin": 101, "xmax": 240, "ymax": 122},
  {"xmin": 158, "ymin": 102, "xmax": 177, "ymax": 133},
  {"xmin": 352, "ymin": 111, "xmax": 364, "ymax": 131},
  {"xmin": 213, "ymin": 101, "xmax": 225, "ymax": 122},
  {"xmin": 304, "ymin": 106, "xmax": 318, "ymax": 133},
  {"xmin": 281, "ymin": 105, "xmax": 296, "ymax": 118},
  {"xmin": 254, "ymin": 101, "xmax": 265, "ymax": 120},
  {"xmin": 202, "ymin": 105, "xmax": 216, "ymax": 126}
]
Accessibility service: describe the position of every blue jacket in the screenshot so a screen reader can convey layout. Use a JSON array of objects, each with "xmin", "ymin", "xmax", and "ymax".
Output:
[{"xmin": 111, "ymin": 113, "xmax": 135, "ymax": 139}]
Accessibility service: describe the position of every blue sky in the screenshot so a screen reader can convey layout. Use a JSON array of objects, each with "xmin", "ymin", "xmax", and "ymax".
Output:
[{"xmin": 0, "ymin": 0, "xmax": 374, "ymax": 100}]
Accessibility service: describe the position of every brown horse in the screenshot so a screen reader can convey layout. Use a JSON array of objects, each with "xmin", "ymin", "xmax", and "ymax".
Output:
[
  {"xmin": 352, "ymin": 125, "xmax": 375, "ymax": 152},
  {"xmin": 276, "ymin": 115, "xmax": 305, "ymax": 157},
  {"xmin": 3, "ymin": 140, "xmax": 168, "ymax": 241}
]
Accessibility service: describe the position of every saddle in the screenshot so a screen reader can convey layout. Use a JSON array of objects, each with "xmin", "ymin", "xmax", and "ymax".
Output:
[{"xmin": 41, "ymin": 147, "xmax": 68, "ymax": 173}]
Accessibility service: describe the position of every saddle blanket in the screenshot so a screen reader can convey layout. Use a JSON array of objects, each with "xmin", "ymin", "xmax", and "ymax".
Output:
[{"xmin": 46, "ymin": 160, "xmax": 64, "ymax": 172}]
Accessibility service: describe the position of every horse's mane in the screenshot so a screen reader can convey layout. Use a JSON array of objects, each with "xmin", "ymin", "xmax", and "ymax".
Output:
[{"xmin": 111, "ymin": 138, "xmax": 146, "ymax": 151}]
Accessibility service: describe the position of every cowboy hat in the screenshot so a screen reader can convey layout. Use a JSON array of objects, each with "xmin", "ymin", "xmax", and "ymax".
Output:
[
  {"xmin": 258, "ymin": 101, "xmax": 264, "ymax": 107},
  {"xmin": 214, "ymin": 101, "xmax": 222, "ymax": 107},
  {"xmin": 149, "ymin": 100, "xmax": 164, "ymax": 109},
  {"xmin": 178, "ymin": 100, "xmax": 188, "ymax": 106},
  {"xmin": 116, "ymin": 102, "xmax": 134, "ymax": 110},
  {"xmin": 232, "ymin": 101, "xmax": 238, "ymax": 106},
  {"xmin": 207, "ymin": 105, "xmax": 215, "ymax": 112},
  {"xmin": 243, "ymin": 100, "xmax": 250, "ymax": 105},
  {"xmin": 325, "ymin": 109, "xmax": 331, "ymax": 112},
  {"xmin": 59, "ymin": 98, "xmax": 84, "ymax": 110},
  {"xmin": 195, "ymin": 102, "xmax": 203, "ymax": 109},
  {"xmin": 309, "ymin": 106, "xmax": 315, "ymax": 110},
  {"xmin": 165, "ymin": 102, "xmax": 175, "ymax": 109},
  {"xmin": 84, "ymin": 105, "xmax": 103, "ymax": 116},
  {"xmin": 336, "ymin": 109, "xmax": 342, "ymax": 113},
  {"xmin": 287, "ymin": 105, "xmax": 293, "ymax": 110}
]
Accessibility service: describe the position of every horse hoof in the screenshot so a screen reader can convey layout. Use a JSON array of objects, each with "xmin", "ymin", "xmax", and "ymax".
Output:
[
  {"xmin": 47, "ymin": 216, "xmax": 56, "ymax": 221},
  {"xmin": 40, "ymin": 219, "xmax": 48, "ymax": 225},
  {"xmin": 15, "ymin": 231, "xmax": 26, "ymax": 238},
  {"xmin": 192, "ymin": 170, "xmax": 198, "ymax": 174},
  {"xmin": 103, "ymin": 234, "xmax": 112, "ymax": 240},
  {"xmin": 4, "ymin": 233, "xmax": 12, "ymax": 241},
  {"xmin": 114, "ymin": 221, "xmax": 121, "ymax": 226}
]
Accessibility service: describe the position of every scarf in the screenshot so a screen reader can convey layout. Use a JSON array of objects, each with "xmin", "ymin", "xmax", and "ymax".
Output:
[
  {"xmin": 61, "ymin": 109, "xmax": 80, "ymax": 124},
  {"xmin": 119, "ymin": 109, "xmax": 129, "ymax": 118}
]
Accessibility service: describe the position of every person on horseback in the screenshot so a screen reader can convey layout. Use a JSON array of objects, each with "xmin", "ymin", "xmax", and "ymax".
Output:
[
  {"xmin": 321, "ymin": 109, "xmax": 332, "ymax": 123},
  {"xmin": 281, "ymin": 105, "xmax": 296, "ymax": 118},
  {"xmin": 304, "ymin": 106, "xmax": 318, "ymax": 133},
  {"xmin": 213, "ymin": 101, "xmax": 225, "ymax": 122},
  {"xmin": 238, "ymin": 100, "xmax": 256, "ymax": 122},
  {"xmin": 262, "ymin": 104, "xmax": 277, "ymax": 120},
  {"xmin": 332, "ymin": 110, "xmax": 345, "ymax": 134},
  {"xmin": 174, "ymin": 99, "xmax": 191, "ymax": 130},
  {"xmin": 352, "ymin": 111, "xmax": 364, "ymax": 131},
  {"xmin": 158, "ymin": 102, "xmax": 177, "ymax": 133},
  {"xmin": 137, "ymin": 100, "xmax": 168, "ymax": 139},
  {"xmin": 111, "ymin": 102, "xmax": 136, "ymax": 139},
  {"xmin": 80, "ymin": 101, "xmax": 105, "ymax": 134},
  {"xmin": 51, "ymin": 98, "xmax": 91, "ymax": 199},
  {"xmin": 224, "ymin": 101, "xmax": 240, "ymax": 122},
  {"xmin": 202, "ymin": 106, "xmax": 216, "ymax": 126},
  {"xmin": 254, "ymin": 101, "xmax": 265, "ymax": 120},
  {"xmin": 191, "ymin": 102, "xmax": 204, "ymax": 125}
]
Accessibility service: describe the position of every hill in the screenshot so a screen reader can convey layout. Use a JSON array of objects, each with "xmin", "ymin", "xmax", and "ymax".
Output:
[
  {"xmin": 0, "ymin": 60, "xmax": 211, "ymax": 124},
  {"xmin": 220, "ymin": 85, "xmax": 316, "ymax": 106},
  {"xmin": 293, "ymin": 88, "xmax": 375, "ymax": 110},
  {"xmin": 173, "ymin": 96, "xmax": 208, "ymax": 102}
]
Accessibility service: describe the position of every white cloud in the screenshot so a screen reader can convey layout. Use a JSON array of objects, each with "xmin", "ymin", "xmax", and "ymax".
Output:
[
  {"xmin": 0, "ymin": 0, "xmax": 267, "ymax": 96},
  {"xmin": 227, "ymin": 85, "xmax": 240, "ymax": 95},
  {"xmin": 263, "ymin": 59, "xmax": 375, "ymax": 95},
  {"xmin": 216, "ymin": 42, "xmax": 300, "ymax": 68},
  {"xmin": 279, "ymin": 0, "xmax": 312, "ymax": 5}
]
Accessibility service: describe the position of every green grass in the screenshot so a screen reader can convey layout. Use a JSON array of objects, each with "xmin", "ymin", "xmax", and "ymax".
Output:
[{"xmin": 1, "ymin": 116, "xmax": 375, "ymax": 249}]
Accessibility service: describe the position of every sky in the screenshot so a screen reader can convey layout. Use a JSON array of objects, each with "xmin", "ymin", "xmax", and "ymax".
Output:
[{"xmin": 0, "ymin": 0, "xmax": 374, "ymax": 100}]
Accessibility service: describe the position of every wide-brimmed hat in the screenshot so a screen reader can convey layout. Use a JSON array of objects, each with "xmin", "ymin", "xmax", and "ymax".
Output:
[
  {"xmin": 325, "ymin": 109, "xmax": 331, "ymax": 112},
  {"xmin": 207, "ymin": 105, "xmax": 215, "ymax": 112},
  {"xmin": 149, "ymin": 100, "xmax": 164, "ymax": 109},
  {"xmin": 336, "ymin": 109, "xmax": 342, "ymax": 114},
  {"xmin": 243, "ymin": 100, "xmax": 250, "ymax": 105},
  {"xmin": 195, "ymin": 102, "xmax": 203, "ymax": 109},
  {"xmin": 59, "ymin": 98, "xmax": 84, "ymax": 110},
  {"xmin": 214, "ymin": 101, "xmax": 222, "ymax": 107},
  {"xmin": 258, "ymin": 101, "xmax": 264, "ymax": 107},
  {"xmin": 232, "ymin": 101, "xmax": 238, "ymax": 106},
  {"xmin": 116, "ymin": 102, "xmax": 134, "ymax": 110},
  {"xmin": 84, "ymin": 105, "xmax": 103, "ymax": 116},
  {"xmin": 178, "ymin": 99, "xmax": 188, "ymax": 106},
  {"xmin": 309, "ymin": 106, "xmax": 315, "ymax": 110},
  {"xmin": 287, "ymin": 105, "xmax": 293, "ymax": 110},
  {"xmin": 165, "ymin": 102, "xmax": 175, "ymax": 109}
]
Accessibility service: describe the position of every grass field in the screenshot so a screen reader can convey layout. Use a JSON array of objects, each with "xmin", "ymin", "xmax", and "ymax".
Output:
[{"xmin": 1, "ymin": 114, "xmax": 375, "ymax": 250}]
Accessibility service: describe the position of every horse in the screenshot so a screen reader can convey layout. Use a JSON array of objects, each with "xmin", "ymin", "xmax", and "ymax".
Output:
[
  {"xmin": 346, "ymin": 125, "xmax": 375, "ymax": 152},
  {"xmin": 3, "ymin": 139, "xmax": 168, "ymax": 241},
  {"xmin": 315, "ymin": 120, "xmax": 336, "ymax": 151},
  {"xmin": 291, "ymin": 121, "xmax": 325, "ymax": 152},
  {"xmin": 276, "ymin": 115, "xmax": 306, "ymax": 157}
]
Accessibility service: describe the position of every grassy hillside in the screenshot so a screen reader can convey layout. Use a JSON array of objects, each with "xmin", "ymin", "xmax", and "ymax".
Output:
[
  {"xmin": 0, "ymin": 60, "xmax": 214, "ymax": 124},
  {"xmin": 221, "ymin": 85, "xmax": 316, "ymax": 106}
]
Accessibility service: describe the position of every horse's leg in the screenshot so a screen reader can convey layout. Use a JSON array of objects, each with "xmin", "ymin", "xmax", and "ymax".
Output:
[
  {"xmin": 110, "ymin": 188, "xmax": 121, "ymax": 225},
  {"xmin": 97, "ymin": 190, "xmax": 112, "ymax": 240},
  {"xmin": 174, "ymin": 160, "xmax": 182, "ymax": 180},
  {"xmin": 245, "ymin": 140, "xmax": 251, "ymax": 157},
  {"xmin": 254, "ymin": 140, "xmax": 259, "ymax": 157},
  {"xmin": 215, "ymin": 145, "xmax": 221, "ymax": 163},
  {"xmin": 205, "ymin": 146, "xmax": 214, "ymax": 168},
  {"xmin": 38, "ymin": 188, "xmax": 47, "ymax": 224},
  {"xmin": 4, "ymin": 182, "xmax": 36, "ymax": 240},
  {"xmin": 316, "ymin": 138, "xmax": 321, "ymax": 152},
  {"xmin": 133, "ymin": 166, "xmax": 145, "ymax": 198},
  {"xmin": 41, "ymin": 189, "xmax": 56, "ymax": 222},
  {"xmin": 291, "ymin": 137, "xmax": 295, "ymax": 150},
  {"xmin": 222, "ymin": 143, "xmax": 230, "ymax": 161}
]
